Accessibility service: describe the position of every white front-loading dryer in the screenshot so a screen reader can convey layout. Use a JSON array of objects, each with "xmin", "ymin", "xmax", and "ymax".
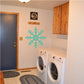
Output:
[
  {"xmin": 37, "ymin": 49, "xmax": 48, "ymax": 84},
  {"xmin": 47, "ymin": 53, "xmax": 66, "ymax": 84}
]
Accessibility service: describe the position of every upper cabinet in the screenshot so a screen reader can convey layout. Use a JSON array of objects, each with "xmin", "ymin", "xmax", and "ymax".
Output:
[
  {"xmin": 53, "ymin": 5, "xmax": 61, "ymax": 34},
  {"xmin": 53, "ymin": 2, "xmax": 69, "ymax": 35}
]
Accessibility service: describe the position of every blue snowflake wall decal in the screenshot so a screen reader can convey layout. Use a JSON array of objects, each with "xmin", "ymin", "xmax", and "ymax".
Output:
[{"xmin": 25, "ymin": 27, "xmax": 46, "ymax": 48}]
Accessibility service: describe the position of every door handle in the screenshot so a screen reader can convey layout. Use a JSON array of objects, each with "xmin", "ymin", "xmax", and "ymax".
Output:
[
  {"xmin": 14, "ymin": 45, "xmax": 17, "ymax": 47},
  {"xmin": 14, "ymin": 42, "xmax": 16, "ymax": 44}
]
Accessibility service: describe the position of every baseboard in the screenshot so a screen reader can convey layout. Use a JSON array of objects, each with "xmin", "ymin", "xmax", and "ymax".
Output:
[{"xmin": 17, "ymin": 67, "xmax": 37, "ymax": 71}]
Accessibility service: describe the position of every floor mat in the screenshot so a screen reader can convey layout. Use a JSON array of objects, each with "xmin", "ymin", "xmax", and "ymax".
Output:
[
  {"xmin": 3, "ymin": 71, "xmax": 20, "ymax": 78},
  {"xmin": 20, "ymin": 75, "xmax": 45, "ymax": 84}
]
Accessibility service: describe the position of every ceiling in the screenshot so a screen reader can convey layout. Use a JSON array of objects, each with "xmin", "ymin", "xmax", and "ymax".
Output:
[{"xmin": 0, "ymin": 0, "xmax": 69, "ymax": 10}]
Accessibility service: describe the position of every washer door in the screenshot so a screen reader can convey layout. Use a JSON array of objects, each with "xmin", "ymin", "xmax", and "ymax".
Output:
[
  {"xmin": 37, "ymin": 56, "xmax": 44, "ymax": 72},
  {"xmin": 48, "ymin": 62, "xmax": 60, "ymax": 82}
]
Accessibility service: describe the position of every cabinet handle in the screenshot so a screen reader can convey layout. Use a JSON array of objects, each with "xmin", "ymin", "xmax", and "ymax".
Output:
[{"xmin": 60, "ymin": 28, "xmax": 62, "ymax": 34}]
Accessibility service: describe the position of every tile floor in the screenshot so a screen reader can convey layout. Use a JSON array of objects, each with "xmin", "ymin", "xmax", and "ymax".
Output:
[{"xmin": 4, "ymin": 69, "xmax": 38, "ymax": 84}]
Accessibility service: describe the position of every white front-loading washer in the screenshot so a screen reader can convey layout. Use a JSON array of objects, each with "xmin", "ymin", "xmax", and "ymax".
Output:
[
  {"xmin": 47, "ymin": 52, "xmax": 66, "ymax": 84},
  {"xmin": 37, "ymin": 49, "xmax": 48, "ymax": 84}
]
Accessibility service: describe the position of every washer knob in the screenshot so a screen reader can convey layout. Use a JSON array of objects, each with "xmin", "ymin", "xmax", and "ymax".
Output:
[{"xmin": 40, "ymin": 51, "xmax": 42, "ymax": 54}]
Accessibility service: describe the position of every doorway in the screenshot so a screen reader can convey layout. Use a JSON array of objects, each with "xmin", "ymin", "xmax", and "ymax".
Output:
[{"xmin": 0, "ymin": 12, "xmax": 19, "ymax": 70}]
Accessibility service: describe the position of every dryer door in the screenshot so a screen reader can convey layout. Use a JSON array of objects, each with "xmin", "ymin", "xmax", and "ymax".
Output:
[
  {"xmin": 48, "ymin": 62, "xmax": 61, "ymax": 82},
  {"xmin": 37, "ymin": 56, "xmax": 44, "ymax": 72}
]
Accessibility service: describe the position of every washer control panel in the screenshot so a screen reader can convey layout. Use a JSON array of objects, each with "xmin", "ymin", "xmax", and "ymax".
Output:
[{"xmin": 40, "ymin": 50, "xmax": 46, "ymax": 55}]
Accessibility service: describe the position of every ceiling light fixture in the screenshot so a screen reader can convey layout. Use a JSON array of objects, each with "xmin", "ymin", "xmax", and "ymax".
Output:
[{"xmin": 19, "ymin": 0, "xmax": 31, "ymax": 3}]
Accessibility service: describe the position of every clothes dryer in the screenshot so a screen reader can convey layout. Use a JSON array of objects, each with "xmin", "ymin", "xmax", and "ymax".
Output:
[{"xmin": 47, "ymin": 51, "xmax": 66, "ymax": 84}]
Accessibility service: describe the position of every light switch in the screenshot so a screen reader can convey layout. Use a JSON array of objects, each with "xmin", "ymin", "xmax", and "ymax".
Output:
[{"xmin": 19, "ymin": 37, "xmax": 23, "ymax": 41}]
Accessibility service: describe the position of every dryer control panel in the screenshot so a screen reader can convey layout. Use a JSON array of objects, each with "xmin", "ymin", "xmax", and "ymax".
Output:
[{"xmin": 52, "ymin": 56, "xmax": 64, "ymax": 63}]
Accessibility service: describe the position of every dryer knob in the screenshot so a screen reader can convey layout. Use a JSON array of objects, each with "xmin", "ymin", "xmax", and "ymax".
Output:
[
  {"xmin": 44, "ymin": 65, "xmax": 46, "ymax": 68},
  {"xmin": 59, "ymin": 58, "xmax": 61, "ymax": 59},
  {"xmin": 53, "ymin": 56, "xmax": 55, "ymax": 59}
]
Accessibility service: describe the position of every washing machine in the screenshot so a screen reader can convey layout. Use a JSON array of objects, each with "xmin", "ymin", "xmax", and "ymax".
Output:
[
  {"xmin": 37, "ymin": 49, "xmax": 48, "ymax": 84},
  {"xmin": 47, "ymin": 51, "xmax": 66, "ymax": 84}
]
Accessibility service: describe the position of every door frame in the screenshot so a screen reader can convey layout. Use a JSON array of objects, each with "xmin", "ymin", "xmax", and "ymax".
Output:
[{"xmin": 0, "ymin": 12, "xmax": 19, "ymax": 70}]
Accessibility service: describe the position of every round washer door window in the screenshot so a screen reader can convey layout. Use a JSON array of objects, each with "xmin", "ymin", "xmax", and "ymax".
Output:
[
  {"xmin": 38, "ymin": 56, "xmax": 44, "ymax": 71},
  {"xmin": 50, "ymin": 62, "xmax": 58, "ymax": 80}
]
